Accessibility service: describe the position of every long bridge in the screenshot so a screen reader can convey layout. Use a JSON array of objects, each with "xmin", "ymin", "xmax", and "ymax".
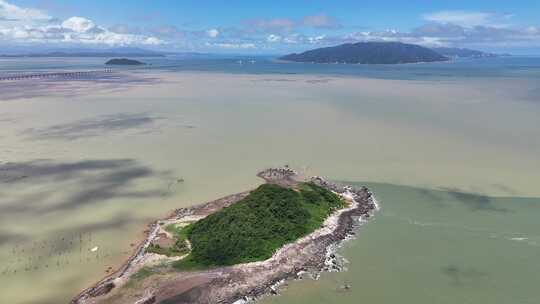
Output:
[{"xmin": 0, "ymin": 69, "xmax": 114, "ymax": 81}]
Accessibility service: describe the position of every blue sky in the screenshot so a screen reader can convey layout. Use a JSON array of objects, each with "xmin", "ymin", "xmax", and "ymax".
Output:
[{"xmin": 1, "ymin": 0, "xmax": 540, "ymax": 54}]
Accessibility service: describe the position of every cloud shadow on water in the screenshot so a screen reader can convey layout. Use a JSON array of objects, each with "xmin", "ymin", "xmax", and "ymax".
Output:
[
  {"xmin": 414, "ymin": 188, "xmax": 447, "ymax": 208},
  {"xmin": 0, "ymin": 158, "xmax": 172, "ymax": 216},
  {"xmin": 0, "ymin": 231, "xmax": 28, "ymax": 246},
  {"xmin": 442, "ymin": 188, "xmax": 509, "ymax": 213},
  {"xmin": 442, "ymin": 264, "xmax": 488, "ymax": 287},
  {"xmin": 415, "ymin": 187, "xmax": 509, "ymax": 212},
  {"xmin": 21, "ymin": 113, "xmax": 162, "ymax": 141}
]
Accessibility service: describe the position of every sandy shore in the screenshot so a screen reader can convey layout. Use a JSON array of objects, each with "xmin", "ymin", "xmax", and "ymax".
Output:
[{"xmin": 71, "ymin": 168, "xmax": 378, "ymax": 304}]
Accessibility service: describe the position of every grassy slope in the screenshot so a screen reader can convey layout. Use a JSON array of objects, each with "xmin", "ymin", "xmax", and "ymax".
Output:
[{"xmin": 174, "ymin": 182, "xmax": 345, "ymax": 269}]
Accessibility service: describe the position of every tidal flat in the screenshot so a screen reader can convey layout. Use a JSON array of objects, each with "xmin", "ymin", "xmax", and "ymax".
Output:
[{"xmin": 0, "ymin": 71, "xmax": 539, "ymax": 303}]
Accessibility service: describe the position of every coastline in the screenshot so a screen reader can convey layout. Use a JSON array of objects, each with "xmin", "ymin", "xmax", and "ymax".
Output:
[
  {"xmin": 222, "ymin": 176, "xmax": 379, "ymax": 304},
  {"xmin": 70, "ymin": 190, "xmax": 253, "ymax": 303},
  {"xmin": 71, "ymin": 168, "xmax": 378, "ymax": 304}
]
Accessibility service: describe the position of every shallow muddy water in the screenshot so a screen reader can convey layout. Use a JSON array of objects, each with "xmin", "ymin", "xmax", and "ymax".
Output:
[{"xmin": 0, "ymin": 68, "xmax": 539, "ymax": 303}]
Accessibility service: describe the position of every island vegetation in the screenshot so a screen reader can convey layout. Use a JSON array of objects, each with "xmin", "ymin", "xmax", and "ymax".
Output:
[
  {"xmin": 172, "ymin": 182, "xmax": 346, "ymax": 268},
  {"xmin": 71, "ymin": 168, "xmax": 378, "ymax": 304},
  {"xmin": 279, "ymin": 41, "xmax": 449, "ymax": 64},
  {"xmin": 105, "ymin": 58, "xmax": 146, "ymax": 65}
]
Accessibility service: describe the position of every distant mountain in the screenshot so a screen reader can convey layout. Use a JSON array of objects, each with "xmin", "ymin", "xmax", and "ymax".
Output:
[
  {"xmin": 0, "ymin": 47, "xmax": 165, "ymax": 58},
  {"xmin": 431, "ymin": 47, "xmax": 498, "ymax": 59},
  {"xmin": 105, "ymin": 58, "xmax": 146, "ymax": 65},
  {"xmin": 280, "ymin": 42, "xmax": 449, "ymax": 64}
]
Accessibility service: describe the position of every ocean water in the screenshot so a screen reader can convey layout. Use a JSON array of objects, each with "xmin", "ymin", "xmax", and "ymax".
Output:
[
  {"xmin": 260, "ymin": 182, "xmax": 540, "ymax": 304},
  {"xmin": 0, "ymin": 57, "xmax": 539, "ymax": 303},
  {"xmin": 2, "ymin": 55, "xmax": 540, "ymax": 80}
]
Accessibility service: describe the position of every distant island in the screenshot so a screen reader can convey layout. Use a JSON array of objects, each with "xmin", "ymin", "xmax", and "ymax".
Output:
[
  {"xmin": 72, "ymin": 167, "xmax": 378, "ymax": 304},
  {"xmin": 105, "ymin": 58, "xmax": 145, "ymax": 65},
  {"xmin": 280, "ymin": 42, "xmax": 449, "ymax": 64},
  {"xmin": 431, "ymin": 47, "xmax": 498, "ymax": 59}
]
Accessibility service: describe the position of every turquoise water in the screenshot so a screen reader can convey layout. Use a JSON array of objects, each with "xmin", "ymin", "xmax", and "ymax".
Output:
[
  {"xmin": 260, "ymin": 182, "xmax": 540, "ymax": 304},
  {"xmin": 2, "ymin": 56, "xmax": 540, "ymax": 80}
]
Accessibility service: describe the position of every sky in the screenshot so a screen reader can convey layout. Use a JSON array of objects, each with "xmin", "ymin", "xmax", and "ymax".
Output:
[{"xmin": 1, "ymin": 0, "xmax": 540, "ymax": 54}]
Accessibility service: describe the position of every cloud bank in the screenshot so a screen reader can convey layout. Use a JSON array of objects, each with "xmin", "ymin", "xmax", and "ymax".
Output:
[
  {"xmin": 260, "ymin": 10, "xmax": 540, "ymax": 51},
  {"xmin": 0, "ymin": 1, "xmax": 539, "ymax": 53},
  {"xmin": 0, "ymin": 0, "xmax": 162, "ymax": 46}
]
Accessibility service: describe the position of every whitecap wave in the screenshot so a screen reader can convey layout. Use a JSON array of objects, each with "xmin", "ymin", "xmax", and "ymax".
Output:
[{"xmin": 510, "ymin": 237, "xmax": 528, "ymax": 241}]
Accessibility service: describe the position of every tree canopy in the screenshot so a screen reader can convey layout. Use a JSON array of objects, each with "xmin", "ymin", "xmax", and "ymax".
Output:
[{"xmin": 184, "ymin": 182, "xmax": 345, "ymax": 266}]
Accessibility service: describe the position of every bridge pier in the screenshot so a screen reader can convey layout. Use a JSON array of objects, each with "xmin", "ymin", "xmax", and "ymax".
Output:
[{"xmin": 0, "ymin": 70, "xmax": 114, "ymax": 82}]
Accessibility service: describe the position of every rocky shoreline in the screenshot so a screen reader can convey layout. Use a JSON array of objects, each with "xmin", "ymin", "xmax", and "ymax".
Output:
[
  {"xmin": 224, "ymin": 175, "xmax": 378, "ymax": 303},
  {"xmin": 70, "ymin": 190, "xmax": 252, "ymax": 304},
  {"xmin": 71, "ymin": 168, "xmax": 378, "ymax": 304}
]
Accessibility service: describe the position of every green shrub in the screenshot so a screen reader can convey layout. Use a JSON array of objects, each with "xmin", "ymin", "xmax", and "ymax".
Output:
[{"xmin": 175, "ymin": 182, "xmax": 345, "ymax": 268}]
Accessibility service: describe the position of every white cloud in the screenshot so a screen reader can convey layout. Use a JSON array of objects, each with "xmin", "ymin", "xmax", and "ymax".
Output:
[
  {"xmin": 245, "ymin": 14, "xmax": 341, "ymax": 34},
  {"xmin": 206, "ymin": 42, "xmax": 256, "ymax": 49},
  {"xmin": 267, "ymin": 34, "xmax": 281, "ymax": 42},
  {"xmin": 0, "ymin": 0, "xmax": 163, "ymax": 46},
  {"xmin": 0, "ymin": 0, "xmax": 51, "ymax": 24},
  {"xmin": 525, "ymin": 26, "xmax": 540, "ymax": 35},
  {"xmin": 335, "ymin": 23, "xmax": 540, "ymax": 49},
  {"xmin": 108, "ymin": 24, "xmax": 138, "ymax": 34},
  {"xmin": 63, "ymin": 29, "xmax": 163, "ymax": 46},
  {"xmin": 283, "ymin": 35, "xmax": 298, "ymax": 44},
  {"xmin": 308, "ymin": 34, "xmax": 327, "ymax": 44},
  {"xmin": 206, "ymin": 28, "xmax": 219, "ymax": 38},
  {"xmin": 245, "ymin": 18, "xmax": 296, "ymax": 33},
  {"xmin": 1, "ymin": 0, "xmax": 538, "ymax": 52},
  {"xmin": 301, "ymin": 14, "xmax": 341, "ymax": 29},
  {"xmin": 62, "ymin": 16, "xmax": 96, "ymax": 33},
  {"xmin": 423, "ymin": 11, "xmax": 511, "ymax": 28}
]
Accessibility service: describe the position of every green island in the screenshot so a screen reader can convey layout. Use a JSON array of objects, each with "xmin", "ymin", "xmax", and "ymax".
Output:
[
  {"xmin": 105, "ymin": 58, "xmax": 146, "ymax": 65},
  {"xmin": 71, "ymin": 169, "xmax": 376, "ymax": 304},
  {"xmin": 160, "ymin": 182, "xmax": 346, "ymax": 269}
]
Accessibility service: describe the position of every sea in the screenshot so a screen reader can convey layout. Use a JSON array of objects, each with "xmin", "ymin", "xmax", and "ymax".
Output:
[
  {"xmin": 0, "ymin": 55, "xmax": 539, "ymax": 304},
  {"xmin": 2, "ymin": 55, "xmax": 540, "ymax": 80}
]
